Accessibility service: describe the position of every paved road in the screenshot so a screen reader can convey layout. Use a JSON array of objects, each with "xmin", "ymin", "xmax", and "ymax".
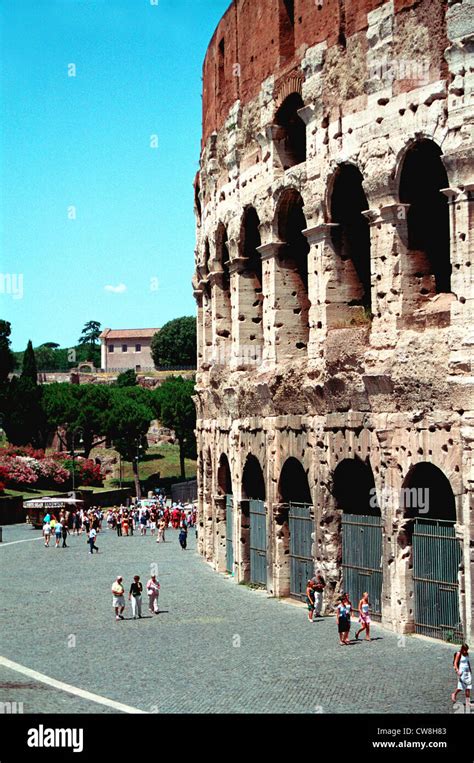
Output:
[{"xmin": 0, "ymin": 523, "xmax": 460, "ymax": 714}]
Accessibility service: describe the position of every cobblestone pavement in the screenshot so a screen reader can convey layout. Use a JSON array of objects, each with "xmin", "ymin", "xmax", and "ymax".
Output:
[{"xmin": 0, "ymin": 523, "xmax": 460, "ymax": 714}]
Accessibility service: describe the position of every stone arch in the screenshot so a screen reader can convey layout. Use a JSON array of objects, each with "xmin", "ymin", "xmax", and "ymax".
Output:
[
  {"xmin": 401, "ymin": 462, "xmax": 456, "ymax": 523},
  {"xmin": 278, "ymin": 456, "xmax": 311, "ymax": 503},
  {"xmin": 237, "ymin": 206, "xmax": 264, "ymax": 363},
  {"xmin": 332, "ymin": 456, "xmax": 380, "ymax": 517},
  {"xmin": 332, "ymin": 457, "xmax": 383, "ymax": 618},
  {"xmin": 239, "ymin": 454, "xmax": 266, "ymax": 584},
  {"xmin": 217, "ymin": 452, "xmax": 232, "ymax": 496},
  {"xmin": 329, "ymin": 163, "xmax": 372, "ymax": 311},
  {"xmin": 399, "ymin": 462, "xmax": 462, "ymax": 641},
  {"xmin": 276, "ymin": 456, "xmax": 313, "ymax": 599},
  {"xmin": 242, "ymin": 453, "xmax": 266, "ymax": 500},
  {"xmin": 275, "ymin": 92, "xmax": 306, "ymax": 169},
  {"xmin": 274, "ymin": 188, "xmax": 310, "ymax": 354},
  {"xmin": 203, "ymin": 238, "xmax": 210, "ymax": 276},
  {"xmin": 213, "ymin": 222, "xmax": 232, "ymax": 358},
  {"xmin": 398, "ymin": 138, "xmax": 451, "ymax": 296}
]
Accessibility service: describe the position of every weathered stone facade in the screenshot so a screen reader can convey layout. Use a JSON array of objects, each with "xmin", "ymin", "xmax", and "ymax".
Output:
[{"xmin": 193, "ymin": 0, "xmax": 473, "ymax": 641}]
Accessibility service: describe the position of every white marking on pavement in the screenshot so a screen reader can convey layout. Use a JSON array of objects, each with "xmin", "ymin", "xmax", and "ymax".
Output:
[
  {"xmin": 0, "ymin": 537, "xmax": 44, "ymax": 546},
  {"xmin": 0, "ymin": 656, "xmax": 147, "ymax": 714}
]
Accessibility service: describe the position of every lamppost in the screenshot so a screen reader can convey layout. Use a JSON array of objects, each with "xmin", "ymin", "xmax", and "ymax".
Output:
[
  {"xmin": 70, "ymin": 428, "xmax": 84, "ymax": 500},
  {"xmin": 134, "ymin": 441, "xmax": 144, "ymax": 499}
]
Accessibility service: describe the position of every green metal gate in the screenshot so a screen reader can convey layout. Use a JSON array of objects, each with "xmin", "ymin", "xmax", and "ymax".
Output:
[
  {"xmin": 289, "ymin": 502, "xmax": 313, "ymax": 600},
  {"xmin": 249, "ymin": 499, "xmax": 266, "ymax": 586},
  {"xmin": 413, "ymin": 518, "xmax": 462, "ymax": 641},
  {"xmin": 342, "ymin": 513, "xmax": 383, "ymax": 620},
  {"xmin": 225, "ymin": 494, "xmax": 234, "ymax": 574}
]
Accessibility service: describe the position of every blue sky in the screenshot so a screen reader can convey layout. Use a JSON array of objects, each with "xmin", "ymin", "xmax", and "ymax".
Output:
[{"xmin": 0, "ymin": 0, "xmax": 230, "ymax": 351}]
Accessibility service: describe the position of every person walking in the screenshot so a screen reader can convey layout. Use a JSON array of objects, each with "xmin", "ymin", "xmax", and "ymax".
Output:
[
  {"xmin": 178, "ymin": 524, "xmax": 188, "ymax": 550},
  {"xmin": 306, "ymin": 580, "xmax": 315, "ymax": 622},
  {"xmin": 146, "ymin": 574, "xmax": 161, "ymax": 614},
  {"xmin": 54, "ymin": 521, "xmax": 62, "ymax": 548},
  {"xmin": 355, "ymin": 592, "xmax": 371, "ymax": 641},
  {"xmin": 43, "ymin": 520, "xmax": 51, "ymax": 547},
  {"xmin": 61, "ymin": 520, "xmax": 69, "ymax": 548},
  {"xmin": 116, "ymin": 511, "xmax": 122, "ymax": 537},
  {"xmin": 88, "ymin": 526, "xmax": 99, "ymax": 554},
  {"xmin": 312, "ymin": 571, "xmax": 326, "ymax": 619},
  {"xmin": 157, "ymin": 518, "xmax": 166, "ymax": 544},
  {"xmin": 128, "ymin": 575, "xmax": 143, "ymax": 619},
  {"xmin": 112, "ymin": 576, "xmax": 125, "ymax": 621},
  {"xmin": 452, "ymin": 644, "xmax": 471, "ymax": 707},
  {"xmin": 336, "ymin": 594, "xmax": 352, "ymax": 645}
]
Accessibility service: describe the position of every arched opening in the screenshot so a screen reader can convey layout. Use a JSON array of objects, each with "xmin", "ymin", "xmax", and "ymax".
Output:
[
  {"xmin": 241, "ymin": 455, "xmax": 266, "ymax": 586},
  {"xmin": 330, "ymin": 164, "xmax": 371, "ymax": 311},
  {"xmin": 203, "ymin": 447, "xmax": 213, "ymax": 561},
  {"xmin": 402, "ymin": 462, "xmax": 456, "ymax": 522},
  {"xmin": 276, "ymin": 189, "xmax": 310, "ymax": 356},
  {"xmin": 332, "ymin": 457, "xmax": 382, "ymax": 619},
  {"xmin": 214, "ymin": 223, "xmax": 232, "ymax": 359},
  {"xmin": 217, "ymin": 453, "xmax": 232, "ymax": 496},
  {"xmin": 194, "ymin": 174, "xmax": 202, "ymax": 223},
  {"xmin": 401, "ymin": 462, "xmax": 461, "ymax": 641},
  {"xmin": 276, "ymin": 457, "xmax": 313, "ymax": 599},
  {"xmin": 218, "ymin": 453, "xmax": 234, "ymax": 574},
  {"xmin": 275, "ymin": 93, "xmax": 306, "ymax": 169},
  {"xmin": 279, "ymin": 0, "xmax": 295, "ymax": 62},
  {"xmin": 278, "ymin": 457, "xmax": 311, "ymax": 504},
  {"xmin": 242, "ymin": 454, "xmax": 266, "ymax": 500},
  {"xmin": 202, "ymin": 239, "xmax": 212, "ymax": 368},
  {"xmin": 239, "ymin": 207, "xmax": 263, "ymax": 364},
  {"xmin": 399, "ymin": 139, "xmax": 451, "ymax": 296}
]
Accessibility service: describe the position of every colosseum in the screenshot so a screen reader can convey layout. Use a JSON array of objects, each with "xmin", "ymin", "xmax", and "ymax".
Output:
[{"xmin": 192, "ymin": 0, "xmax": 473, "ymax": 642}]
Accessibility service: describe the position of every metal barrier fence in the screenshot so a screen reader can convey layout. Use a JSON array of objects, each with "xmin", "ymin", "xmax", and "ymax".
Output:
[{"xmin": 171, "ymin": 479, "xmax": 198, "ymax": 504}]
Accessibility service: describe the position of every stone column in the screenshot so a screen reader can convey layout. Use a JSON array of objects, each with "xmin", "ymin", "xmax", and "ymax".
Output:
[
  {"xmin": 193, "ymin": 288, "xmax": 204, "ymax": 370},
  {"xmin": 202, "ymin": 281, "xmax": 213, "ymax": 369},
  {"xmin": 202, "ymin": 450, "xmax": 214, "ymax": 565},
  {"xmin": 257, "ymin": 241, "xmax": 309, "ymax": 365},
  {"xmin": 272, "ymin": 502, "xmax": 290, "ymax": 598},
  {"xmin": 209, "ymin": 262, "xmax": 232, "ymax": 367},
  {"xmin": 236, "ymin": 499, "xmax": 251, "ymax": 582},
  {"xmin": 302, "ymin": 223, "xmax": 338, "ymax": 359},
  {"xmin": 214, "ymin": 494, "xmax": 227, "ymax": 573},
  {"xmin": 229, "ymin": 257, "xmax": 263, "ymax": 370}
]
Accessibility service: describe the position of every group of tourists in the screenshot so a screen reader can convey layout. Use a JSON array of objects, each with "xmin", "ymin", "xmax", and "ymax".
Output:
[
  {"xmin": 111, "ymin": 574, "xmax": 161, "ymax": 621},
  {"xmin": 306, "ymin": 575, "xmax": 372, "ymax": 645},
  {"xmin": 41, "ymin": 500, "xmax": 196, "ymax": 555},
  {"xmin": 105, "ymin": 502, "xmax": 195, "ymax": 543}
]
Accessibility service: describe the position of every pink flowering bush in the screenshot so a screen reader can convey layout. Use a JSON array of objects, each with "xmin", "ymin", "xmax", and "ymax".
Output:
[
  {"xmin": 0, "ymin": 456, "xmax": 38, "ymax": 487},
  {"xmin": 0, "ymin": 447, "xmax": 104, "ymax": 490}
]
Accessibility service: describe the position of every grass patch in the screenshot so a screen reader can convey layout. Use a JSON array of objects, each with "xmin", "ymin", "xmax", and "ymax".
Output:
[{"xmin": 89, "ymin": 443, "xmax": 197, "ymax": 486}]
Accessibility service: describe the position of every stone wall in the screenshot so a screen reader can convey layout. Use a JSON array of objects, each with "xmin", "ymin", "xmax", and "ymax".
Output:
[{"xmin": 194, "ymin": 0, "xmax": 473, "ymax": 641}]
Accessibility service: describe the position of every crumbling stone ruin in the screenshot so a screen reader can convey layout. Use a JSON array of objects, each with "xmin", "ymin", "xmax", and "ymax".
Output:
[{"xmin": 193, "ymin": 0, "xmax": 473, "ymax": 641}]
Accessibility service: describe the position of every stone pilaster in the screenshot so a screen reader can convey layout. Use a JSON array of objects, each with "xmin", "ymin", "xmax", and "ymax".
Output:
[{"xmin": 229, "ymin": 257, "xmax": 264, "ymax": 370}]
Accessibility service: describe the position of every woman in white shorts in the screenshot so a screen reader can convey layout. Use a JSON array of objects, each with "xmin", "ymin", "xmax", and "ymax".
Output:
[
  {"xmin": 452, "ymin": 643, "xmax": 471, "ymax": 706},
  {"xmin": 43, "ymin": 522, "xmax": 51, "ymax": 547},
  {"xmin": 111, "ymin": 576, "xmax": 125, "ymax": 621}
]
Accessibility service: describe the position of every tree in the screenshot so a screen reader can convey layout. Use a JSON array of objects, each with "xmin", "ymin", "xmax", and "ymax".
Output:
[
  {"xmin": 3, "ymin": 341, "xmax": 46, "ymax": 447},
  {"xmin": 107, "ymin": 388, "xmax": 154, "ymax": 498},
  {"xmin": 21, "ymin": 340, "xmax": 37, "ymax": 382},
  {"xmin": 116, "ymin": 369, "xmax": 137, "ymax": 387},
  {"xmin": 41, "ymin": 383, "xmax": 111, "ymax": 457},
  {"xmin": 78, "ymin": 321, "xmax": 102, "ymax": 365},
  {"xmin": 0, "ymin": 320, "xmax": 15, "ymax": 384},
  {"xmin": 152, "ymin": 376, "xmax": 196, "ymax": 479},
  {"xmin": 150, "ymin": 316, "xmax": 196, "ymax": 368}
]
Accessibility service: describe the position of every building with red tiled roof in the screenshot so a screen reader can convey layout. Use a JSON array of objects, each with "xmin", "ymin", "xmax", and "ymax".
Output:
[{"xmin": 100, "ymin": 328, "xmax": 159, "ymax": 371}]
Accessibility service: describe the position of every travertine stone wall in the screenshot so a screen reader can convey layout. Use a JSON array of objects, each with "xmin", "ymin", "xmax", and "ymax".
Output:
[{"xmin": 193, "ymin": 0, "xmax": 473, "ymax": 640}]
